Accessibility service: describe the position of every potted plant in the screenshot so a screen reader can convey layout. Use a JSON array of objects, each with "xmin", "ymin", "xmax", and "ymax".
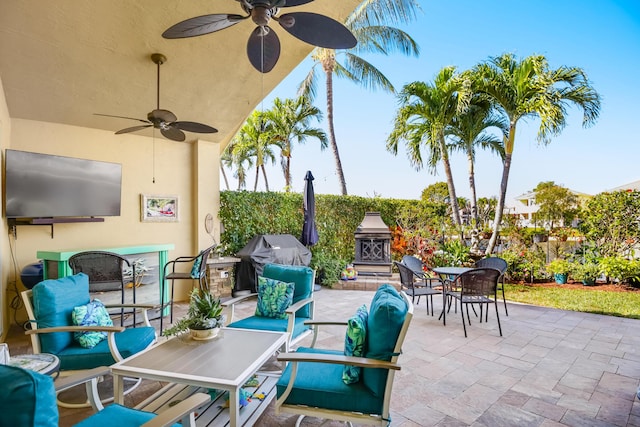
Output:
[
  {"xmin": 546, "ymin": 258, "xmax": 571, "ymax": 284},
  {"xmin": 571, "ymin": 262, "xmax": 601, "ymax": 286},
  {"xmin": 162, "ymin": 288, "xmax": 225, "ymax": 340}
]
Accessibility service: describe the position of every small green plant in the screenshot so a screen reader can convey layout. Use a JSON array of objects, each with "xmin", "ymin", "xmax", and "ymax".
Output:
[
  {"xmin": 599, "ymin": 256, "xmax": 638, "ymax": 283},
  {"xmin": 546, "ymin": 258, "xmax": 571, "ymax": 275},
  {"xmin": 571, "ymin": 262, "xmax": 601, "ymax": 283},
  {"xmin": 163, "ymin": 289, "xmax": 225, "ymax": 337}
]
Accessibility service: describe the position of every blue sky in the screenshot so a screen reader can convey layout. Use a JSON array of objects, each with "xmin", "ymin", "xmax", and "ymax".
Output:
[{"xmin": 222, "ymin": 0, "xmax": 640, "ymax": 202}]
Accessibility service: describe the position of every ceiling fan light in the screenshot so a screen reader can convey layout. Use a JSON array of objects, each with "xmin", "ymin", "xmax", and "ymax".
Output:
[{"xmin": 251, "ymin": 6, "xmax": 272, "ymax": 26}]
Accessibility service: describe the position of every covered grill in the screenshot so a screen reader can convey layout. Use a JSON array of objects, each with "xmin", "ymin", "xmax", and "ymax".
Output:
[{"xmin": 353, "ymin": 212, "xmax": 392, "ymax": 276}]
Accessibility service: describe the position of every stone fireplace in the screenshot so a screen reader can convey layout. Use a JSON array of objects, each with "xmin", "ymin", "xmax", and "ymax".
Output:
[{"xmin": 353, "ymin": 212, "xmax": 392, "ymax": 276}]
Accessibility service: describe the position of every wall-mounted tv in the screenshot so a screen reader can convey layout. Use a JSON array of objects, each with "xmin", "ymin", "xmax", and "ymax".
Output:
[{"xmin": 4, "ymin": 150, "xmax": 122, "ymax": 219}]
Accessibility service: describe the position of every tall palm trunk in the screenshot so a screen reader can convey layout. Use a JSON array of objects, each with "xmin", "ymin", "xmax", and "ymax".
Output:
[
  {"xmin": 253, "ymin": 166, "xmax": 260, "ymax": 191},
  {"xmin": 439, "ymin": 133, "xmax": 461, "ymax": 227},
  {"xmin": 283, "ymin": 155, "xmax": 291, "ymax": 190},
  {"xmin": 486, "ymin": 127, "xmax": 515, "ymax": 255},
  {"xmin": 323, "ymin": 59, "xmax": 348, "ymax": 195},
  {"xmin": 467, "ymin": 153, "xmax": 479, "ymax": 227},
  {"xmin": 261, "ymin": 165, "xmax": 270, "ymax": 192},
  {"xmin": 220, "ymin": 165, "xmax": 230, "ymax": 190}
]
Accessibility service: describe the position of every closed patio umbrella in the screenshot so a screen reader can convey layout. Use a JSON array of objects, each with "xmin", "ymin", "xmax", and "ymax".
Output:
[{"xmin": 301, "ymin": 171, "xmax": 319, "ymax": 247}]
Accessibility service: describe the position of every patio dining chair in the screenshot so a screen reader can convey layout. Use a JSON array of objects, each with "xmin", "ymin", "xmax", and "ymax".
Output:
[
  {"xmin": 443, "ymin": 267, "xmax": 502, "ymax": 337},
  {"xmin": 275, "ymin": 284, "xmax": 413, "ymax": 426},
  {"xmin": 395, "ymin": 261, "xmax": 441, "ymax": 315},
  {"xmin": 474, "ymin": 256, "xmax": 508, "ymax": 316}
]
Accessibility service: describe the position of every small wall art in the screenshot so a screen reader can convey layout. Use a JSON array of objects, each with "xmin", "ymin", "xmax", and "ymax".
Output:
[{"xmin": 141, "ymin": 194, "xmax": 179, "ymax": 222}]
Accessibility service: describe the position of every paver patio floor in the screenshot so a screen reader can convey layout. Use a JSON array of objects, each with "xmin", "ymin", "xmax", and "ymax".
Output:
[{"xmin": 7, "ymin": 287, "xmax": 640, "ymax": 426}]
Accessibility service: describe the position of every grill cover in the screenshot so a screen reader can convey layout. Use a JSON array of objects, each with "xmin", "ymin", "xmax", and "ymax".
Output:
[{"xmin": 234, "ymin": 234, "xmax": 312, "ymax": 293}]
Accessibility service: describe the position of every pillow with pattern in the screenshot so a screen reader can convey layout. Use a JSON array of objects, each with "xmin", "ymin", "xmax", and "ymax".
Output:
[
  {"xmin": 190, "ymin": 255, "xmax": 202, "ymax": 279},
  {"xmin": 255, "ymin": 276, "xmax": 295, "ymax": 319},
  {"xmin": 342, "ymin": 304, "xmax": 368, "ymax": 384},
  {"xmin": 71, "ymin": 299, "xmax": 113, "ymax": 348}
]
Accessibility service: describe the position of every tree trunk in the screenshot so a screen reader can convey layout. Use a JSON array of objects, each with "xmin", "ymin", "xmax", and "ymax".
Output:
[
  {"xmin": 253, "ymin": 166, "xmax": 259, "ymax": 192},
  {"xmin": 486, "ymin": 125, "xmax": 516, "ymax": 255},
  {"xmin": 467, "ymin": 152, "xmax": 479, "ymax": 227},
  {"xmin": 324, "ymin": 64, "xmax": 348, "ymax": 195},
  {"xmin": 439, "ymin": 134, "xmax": 461, "ymax": 228},
  {"xmin": 284, "ymin": 155, "xmax": 291, "ymax": 191},
  {"xmin": 261, "ymin": 165, "xmax": 270, "ymax": 192},
  {"xmin": 220, "ymin": 165, "xmax": 230, "ymax": 190}
]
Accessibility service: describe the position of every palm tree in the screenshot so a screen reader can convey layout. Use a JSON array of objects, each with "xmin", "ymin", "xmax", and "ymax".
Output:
[
  {"xmin": 299, "ymin": 0, "xmax": 421, "ymax": 195},
  {"xmin": 386, "ymin": 67, "xmax": 471, "ymax": 228},
  {"xmin": 266, "ymin": 96, "xmax": 327, "ymax": 191},
  {"xmin": 222, "ymin": 141, "xmax": 253, "ymax": 190},
  {"xmin": 472, "ymin": 53, "xmax": 601, "ymax": 255},
  {"xmin": 447, "ymin": 97, "xmax": 507, "ymax": 227},
  {"xmin": 230, "ymin": 111, "xmax": 277, "ymax": 191}
]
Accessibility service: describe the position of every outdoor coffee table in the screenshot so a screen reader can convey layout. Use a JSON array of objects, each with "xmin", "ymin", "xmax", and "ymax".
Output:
[{"xmin": 111, "ymin": 328, "xmax": 287, "ymax": 426}]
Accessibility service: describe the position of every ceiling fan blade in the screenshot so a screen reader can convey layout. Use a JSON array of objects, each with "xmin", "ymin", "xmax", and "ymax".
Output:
[
  {"xmin": 282, "ymin": 0, "xmax": 315, "ymax": 6},
  {"xmin": 161, "ymin": 126, "xmax": 186, "ymax": 142},
  {"xmin": 115, "ymin": 125, "xmax": 153, "ymax": 135},
  {"xmin": 173, "ymin": 121, "xmax": 218, "ymax": 134},
  {"xmin": 278, "ymin": 12, "xmax": 357, "ymax": 49},
  {"xmin": 162, "ymin": 14, "xmax": 248, "ymax": 39},
  {"xmin": 150, "ymin": 109, "xmax": 178, "ymax": 123},
  {"xmin": 247, "ymin": 26, "xmax": 281, "ymax": 73},
  {"xmin": 94, "ymin": 113, "xmax": 149, "ymax": 124}
]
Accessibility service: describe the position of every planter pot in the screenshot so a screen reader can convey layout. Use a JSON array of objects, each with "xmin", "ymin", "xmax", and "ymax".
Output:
[
  {"xmin": 190, "ymin": 327, "xmax": 221, "ymax": 341},
  {"xmin": 582, "ymin": 279, "xmax": 596, "ymax": 286},
  {"xmin": 554, "ymin": 273, "xmax": 568, "ymax": 284}
]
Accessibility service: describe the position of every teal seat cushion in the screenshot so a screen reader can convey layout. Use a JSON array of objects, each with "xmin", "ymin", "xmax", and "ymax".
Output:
[
  {"xmin": 362, "ymin": 284, "xmax": 407, "ymax": 396},
  {"xmin": 227, "ymin": 316, "xmax": 310, "ymax": 340},
  {"xmin": 32, "ymin": 273, "xmax": 91, "ymax": 355},
  {"xmin": 73, "ymin": 403, "xmax": 182, "ymax": 427},
  {"xmin": 276, "ymin": 347, "xmax": 383, "ymax": 416},
  {"xmin": 0, "ymin": 364, "xmax": 58, "ymax": 426},
  {"xmin": 58, "ymin": 326, "xmax": 156, "ymax": 371},
  {"xmin": 263, "ymin": 264, "xmax": 314, "ymax": 318}
]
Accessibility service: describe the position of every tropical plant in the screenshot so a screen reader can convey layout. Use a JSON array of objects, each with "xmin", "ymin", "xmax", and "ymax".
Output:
[
  {"xmin": 546, "ymin": 258, "xmax": 571, "ymax": 275},
  {"xmin": 534, "ymin": 181, "xmax": 579, "ymax": 230},
  {"xmin": 299, "ymin": 0, "xmax": 421, "ymax": 195},
  {"xmin": 447, "ymin": 96, "xmax": 507, "ymax": 227},
  {"xmin": 221, "ymin": 141, "xmax": 253, "ymax": 190},
  {"xmin": 386, "ymin": 67, "xmax": 472, "ymax": 229},
  {"xmin": 162, "ymin": 289, "xmax": 225, "ymax": 337},
  {"xmin": 599, "ymin": 256, "xmax": 640, "ymax": 284},
  {"xmin": 431, "ymin": 240, "xmax": 472, "ymax": 267},
  {"xmin": 230, "ymin": 110, "xmax": 277, "ymax": 191},
  {"xmin": 472, "ymin": 53, "xmax": 601, "ymax": 255},
  {"xmin": 570, "ymin": 262, "xmax": 601, "ymax": 284},
  {"xmin": 266, "ymin": 96, "xmax": 327, "ymax": 191}
]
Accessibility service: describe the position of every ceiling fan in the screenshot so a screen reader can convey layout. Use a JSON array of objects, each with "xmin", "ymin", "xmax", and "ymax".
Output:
[
  {"xmin": 95, "ymin": 53, "xmax": 218, "ymax": 142},
  {"xmin": 162, "ymin": 0, "xmax": 357, "ymax": 73}
]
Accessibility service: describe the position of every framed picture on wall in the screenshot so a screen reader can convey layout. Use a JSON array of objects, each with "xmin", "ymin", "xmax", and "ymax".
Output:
[{"xmin": 141, "ymin": 194, "xmax": 179, "ymax": 222}]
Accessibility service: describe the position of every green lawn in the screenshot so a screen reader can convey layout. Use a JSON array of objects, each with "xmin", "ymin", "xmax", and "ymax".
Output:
[{"xmin": 504, "ymin": 283, "xmax": 640, "ymax": 319}]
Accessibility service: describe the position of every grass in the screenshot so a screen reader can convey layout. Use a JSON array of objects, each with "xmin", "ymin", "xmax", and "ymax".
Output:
[{"xmin": 505, "ymin": 283, "xmax": 640, "ymax": 319}]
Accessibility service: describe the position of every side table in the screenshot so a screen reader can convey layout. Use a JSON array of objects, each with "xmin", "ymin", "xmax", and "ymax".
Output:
[{"xmin": 9, "ymin": 353, "xmax": 61, "ymax": 377}]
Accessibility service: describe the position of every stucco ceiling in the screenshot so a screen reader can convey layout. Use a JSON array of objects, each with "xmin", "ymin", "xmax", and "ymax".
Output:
[{"xmin": 0, "ymin": 0, "xmax": 358, "ymax": 148}]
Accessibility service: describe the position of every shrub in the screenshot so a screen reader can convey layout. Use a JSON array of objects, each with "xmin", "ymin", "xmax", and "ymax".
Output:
[{"xmin": 546, "ymin": 259, "xmax": 571, "ymax": 275}]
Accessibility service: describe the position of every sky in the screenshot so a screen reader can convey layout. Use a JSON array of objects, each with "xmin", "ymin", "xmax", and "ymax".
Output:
[{"xmin": 221, "ymin": 0, "xmax": 640, "ymax": 203}]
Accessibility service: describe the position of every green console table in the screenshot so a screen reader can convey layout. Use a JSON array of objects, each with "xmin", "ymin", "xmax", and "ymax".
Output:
[{"xmin": 37, "ymin": 244, "xmax": 175, "ymax": 314}]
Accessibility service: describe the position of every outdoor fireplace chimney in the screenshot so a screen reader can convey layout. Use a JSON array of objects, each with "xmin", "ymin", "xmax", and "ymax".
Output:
[{"xmin": 353, "ymin": 212, "xmax": 392, "ymax": 276}]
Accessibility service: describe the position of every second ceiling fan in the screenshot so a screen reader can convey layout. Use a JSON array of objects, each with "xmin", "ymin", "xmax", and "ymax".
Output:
[
  {"xmin": 162, "ymin": 0, "xmax": 357, "ymax": 73},
  {"xmin": 96, "ymin": 53, "xmax": 218, "ymax": 142}
]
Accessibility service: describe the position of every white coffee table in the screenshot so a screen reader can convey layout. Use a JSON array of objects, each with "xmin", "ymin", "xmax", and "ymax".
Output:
[{"xmin": 111, "ymin": 328, "xmax": 287, "ymax": 426}]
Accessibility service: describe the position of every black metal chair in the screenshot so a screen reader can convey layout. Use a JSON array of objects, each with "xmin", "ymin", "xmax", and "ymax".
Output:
[
  {"xmin": 443, "ymin": 267, "xmax": 502, "ymax": 337},
  {"xmin": 68, "ymin": 251, "xmax": 133, "ymax": 326},
  {"xmin": 161, "ymin": 245, "xmax": 216, "ymax": 334},
  {"xmin": 474, "ymin": 256, "xmax": 508, "ymax": 316},
  {"xmin": 395, "ymin": 261, "xmax": 441, "ymax": 316}
]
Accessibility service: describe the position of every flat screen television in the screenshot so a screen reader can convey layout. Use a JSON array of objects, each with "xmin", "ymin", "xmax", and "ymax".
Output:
[{"xmin": 4, "ymin": 149, "xmax": 122, "ymax": 219}]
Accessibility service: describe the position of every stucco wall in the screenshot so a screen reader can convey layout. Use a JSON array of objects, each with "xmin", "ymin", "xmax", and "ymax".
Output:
[
  {"xmin": 0, "ymin": 76, "xmax": 10, "ymax": 337},
  {"xmin": 1, "ymin": 117, "xmax": 220, "ymax": 338}
]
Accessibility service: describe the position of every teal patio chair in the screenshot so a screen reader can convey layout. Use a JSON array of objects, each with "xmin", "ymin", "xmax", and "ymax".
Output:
[
  {"xmin": 275, "ymin": 284, "xmax": 413, "ymax": 426},
  {"xmin": 223, "ymin": 263, "xmax": 315, "ymax": 352},
  {"xmin": 21, "ymin": 273, "xmax": 156, "ymax": 408},
  {"xmin": 0, "ymin": 364, "xmax": 210, "ymax": 427}
]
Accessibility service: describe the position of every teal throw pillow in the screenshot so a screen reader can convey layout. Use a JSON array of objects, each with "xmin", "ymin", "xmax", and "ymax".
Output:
[
  {"xmin": 255, "ymin": 276, "xmax": 295, "ymax": 319},
  {"xmin": 72, "ymin": 299, "xmax": 113, "ymax": 348},
  {"xmin": 190, "ymin": 255, "xmax": 203, "ymax": 279},
  {"xmin": 343, "ymin": 304, "xmax": 368, "ymax": 384}
]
